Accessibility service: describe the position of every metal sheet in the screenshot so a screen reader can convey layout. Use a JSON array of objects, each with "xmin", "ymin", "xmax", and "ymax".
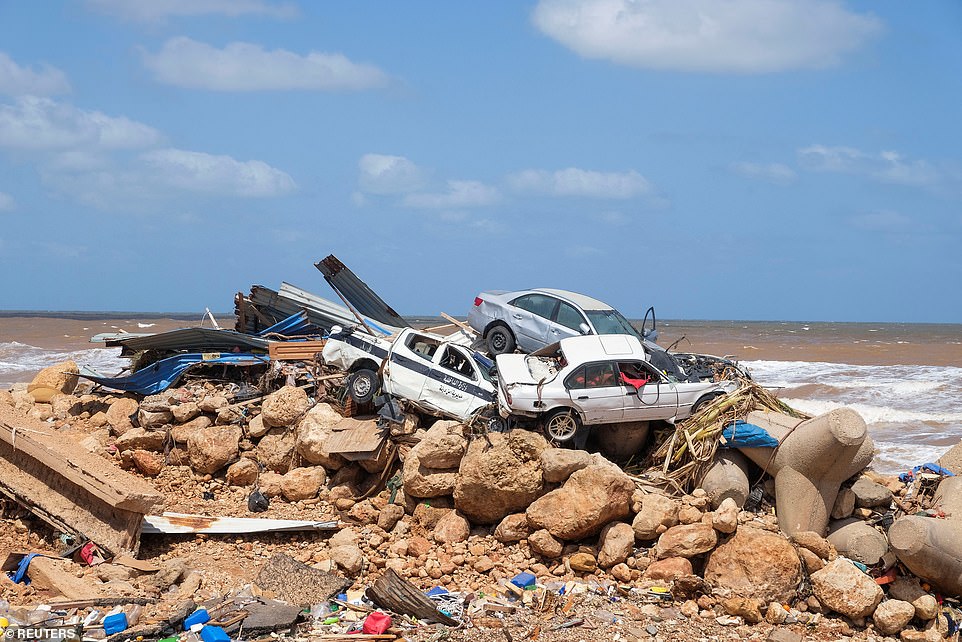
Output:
[
  {"xmin": 142, "ymin": 512, "xmax": 338, "ymax": 534},
  {"xmin": 235, "ymin": 283, "xmax": 399, "ymax": 336},
  {"xmin": 79, "ymin": 353, "xmax": 269, "ymax": 395},
  {"xmin": 103, "ymin": 327, "xmax": 270, "ymax": 352},
  {"xmin": 315, "ymin": 255, "xmax": 410, "ymax": 329}
]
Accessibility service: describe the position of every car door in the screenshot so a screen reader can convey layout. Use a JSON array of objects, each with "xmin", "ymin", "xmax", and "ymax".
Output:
[
  {"xmin": 619, "ymin": 360, "xmax": 682, "ymax": 421},
  {"xmin": 548, "ymin": 300, "xmax": 588, "ymax": 344},
  {"xmin": 384, "ymin": 331, "xmax": 438, "ymax": 402},
  {"xmin": 419, "ymin": 344, "xmax": 491, "ymax": 419},
  {"xmin": 565, "ymin": 361, "xmax": 625, "ymax": 424},
  {"xmin": 508, "ymin": 294, "xmax": 559, "ymax": 352}
]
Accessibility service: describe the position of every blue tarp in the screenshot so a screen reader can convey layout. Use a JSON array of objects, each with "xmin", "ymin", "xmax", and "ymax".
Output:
[
  {"xmin": 256, "ymin": 310, "xmax": 323, "ymax": 338},
  {"xmin": 899, "ymin": 463, "xmax": 956, "ymax": 483},
  {"xmin": 80, "ymin": 353, "xmax": 269, "ymax": 395},
  {"xmin": 721, "ymin": 419, "xmax": 780, "ymax": 449}
]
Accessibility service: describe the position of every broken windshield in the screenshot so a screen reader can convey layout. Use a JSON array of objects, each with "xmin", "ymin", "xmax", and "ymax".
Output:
[{"xmin": 585, "ymin": 309, "xmax": 641, "ymax": 338}]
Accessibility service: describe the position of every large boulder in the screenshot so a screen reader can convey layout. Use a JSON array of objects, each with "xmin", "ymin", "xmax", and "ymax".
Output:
[
  {"xmin": 280, "ymin": 467, "xmax": 326, "ymax": 501},
  {"xmin": 873, "ymin": 600, "xmax": 916, "ymax": 636},
  {"xmin": 403, "ymin": 439, "xmax": 459, "ymax": 499},
  {"xmin": 261, "ymin": 385, "xmax": 312, "ymax": 428},
  {"xmin": 704, "ymin": 526, "xmax": 802, "ymax": 603},
  {"xmin": 28, "ymin": 360, "xmax": 79, "ymax": 403},
  {"xmin": 295, "ymin": 403, "xmax": 347, "ymax": 469},
  {"xmin": 417, "ymin": 420, "xmax": 468, "ymax": 469},
  {"xmin": 598, "ymin": 522, "xmax": 635, "ymax": 568},
  {"xmin": 171, "ymin": 402, "xmax": 200, "ymax": 423},
  {"xmin": 257, "ymin": 427, "xmax": 297, "ymax": 473},
  {"xmin": 810, "ymin": 558, "xmax": 884, "ymax": 619},
  {"xmin": 632, "ymin": 492, "xmax": 680, "ymax": 540},
  {"xmin": 433, "ymin": 510, "xmax": 471, "ymax": 544},
  {"xmin": 170, "ymin": 415, "xmax": 213, "ymax": 444},
  {"xmin": 540, "ymin": 448, "xmax": 592, "ymax": 483},
  {"xmin": 187, "ymin": 426, "xmax": 241, "ymax": 474},
  {"xmin": 526, "ymin": 464, "xmax": 634, "ymax": 541},
  {"xmin": 106, "ymin": 397, "xmax": 140, "ymax": 433},
  {"xmin": 851, "ymin": 476, "xmax": 893, "ymax": 509},
  {"xmin": 454, "ymin": 431, "xmax": 548, "ymax": 524},
  {"xmin": 654, "ymin": 523, "xmax": 718, "ymax": 559},
  {"xmin": 226, "ymin": 458, "xmax": 260, "ymax": 486},
  {"xmin": 494, "ymin": 513, "xmax": 532, "ymax": 544},
  {"xmin": 115, "ymin": 427, "xmax": 165, "ymax": 452}
]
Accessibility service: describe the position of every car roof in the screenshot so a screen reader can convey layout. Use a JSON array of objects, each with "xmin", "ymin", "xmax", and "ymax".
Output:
[
  {"xmin": 557, "ymin": 334, "xmax": 647, "ymax": 364},
  {"xmin": 529, "ymin": 288, "xmax": 612, "ymax": 311}
]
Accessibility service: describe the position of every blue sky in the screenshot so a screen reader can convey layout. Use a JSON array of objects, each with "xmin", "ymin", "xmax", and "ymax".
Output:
[{"xmin": 0, "ymin": 1, "xmax": 960, "ymax": 322}]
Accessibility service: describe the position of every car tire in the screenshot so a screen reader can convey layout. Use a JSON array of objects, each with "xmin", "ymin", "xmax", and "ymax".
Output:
[
  {"xmin": 486, "ymin": 324, "xmax": 516, "ymax": 355},
  {"xmin": 542, "ymin": 408, "xmax": 582, "ymax": 446},
  {"xmin": 692, "ymin": 391, "xmax": 725, "ymax": 415},
  {"xmin": 347, "ymin": 368, "xmax": 379, "ymax": 404}
]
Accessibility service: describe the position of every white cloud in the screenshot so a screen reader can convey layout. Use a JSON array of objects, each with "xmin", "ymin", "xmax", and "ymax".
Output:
[
  {"xmin": 0, "ymin": 52, "xmax": 70, "ymax": 96},
  {"xmin": 532, "ymin": 0, "xmax": 882, "ymax": 73},
  {"xmin": 0, "ymin": 96, "xmax": 162, "ymax": 150},
  {"xmin": 798, "ymin": 145, "xmax": 942, "ymax": 187},
  {"xmin": 0, "ymin": 191, "xmax": 14, "ymax": 211},
  {"xmin": 86, "ymin": 0, "xmax": 297, "ymax": 22},
  {"xmin": 402, "ymin": 180, "xmax": 500, "ymax": 209},
  {"xmin": 508, "ymin": 167, "xmax": 651, "ymax": 198},
  {"xmin": 358, "ymin": 154, "xmax": 426, "ymax": 194},
  {"xmin": 141, "ymin": 148, "xmax": 296, "ymax": 197},
  {"xmin": 143, "ymin": 37, "xmax": 389, "ymax": 91},
  {"xmin": 729, "ymin": 161, "xmax": 796, "ymax": 184}
]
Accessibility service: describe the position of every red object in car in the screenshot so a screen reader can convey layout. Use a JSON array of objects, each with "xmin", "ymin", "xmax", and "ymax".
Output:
[{"xmin": 473, "ymin": 297, "xmax": 483, "ymax": 306}]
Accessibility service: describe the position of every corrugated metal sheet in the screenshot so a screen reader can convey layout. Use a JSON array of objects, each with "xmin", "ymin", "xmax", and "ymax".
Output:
[
  {"xmin": 256, "ymin": 310, "xmax": 323, "ymax": 337},
  {"xmin": 142, "ymin": 512, "xmax": 338, "ymax": 534},
  {"xmin": 104, "ymin": 327, "xmax": 271, "ymax": 352},
  {"xmin": 315, "ymin": 255, "xmax": 410, "ymax": 329},
  {"xmin": 79, "ymin": 353, "xmax": 269, "ymax": 394}
]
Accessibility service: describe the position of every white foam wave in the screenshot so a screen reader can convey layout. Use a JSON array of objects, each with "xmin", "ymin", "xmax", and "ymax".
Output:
[
  {"xmin": 0, "ymin": 341, "xmax": 126, "ymax": 387},
  {"xmin": 781, "ymin": 397, "xmax": 962, "ymax": 425}
]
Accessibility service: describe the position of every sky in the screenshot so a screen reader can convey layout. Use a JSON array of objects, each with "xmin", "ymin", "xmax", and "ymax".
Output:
[{"xmin": 0, "ymin": 1, "xmax": 960, "ymax": 323}]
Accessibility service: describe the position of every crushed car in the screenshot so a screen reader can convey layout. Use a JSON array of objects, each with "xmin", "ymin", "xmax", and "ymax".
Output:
[
  {"xmin": 467, "ymin": 287, "xmax": 747, "ymax": 384},
  {"xmin": 495, "ymin": 334, "xmax": 740, "ymax": 446},
  {"xmin": 321, "ymin": 325, "xmax": 500, "ymax": 425}
]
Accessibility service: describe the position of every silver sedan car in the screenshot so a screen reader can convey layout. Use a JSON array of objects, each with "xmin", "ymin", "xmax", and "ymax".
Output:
[{"xmin": 468, "ymin": 288, "xmax": 650, "ymax": 356}]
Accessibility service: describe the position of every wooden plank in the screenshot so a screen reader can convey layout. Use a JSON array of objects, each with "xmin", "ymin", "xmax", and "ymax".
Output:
[
  {"xmin": 0, "ymin": 423, "xmax": 163, "ymax": 513},
  {"xmin": 439, "ymin": 313, "xmax": 476, "ymax": 336},
  {"xmin": 325, "ymin": 418, "xmax": 387, "ymax": 455},
  {"xmin": 268, "ymin": 340, "xmax": 327, "ymax": 361},
  {"xmin": 0, "ymin": 440, "xmax": 148, "ymax": 556}
]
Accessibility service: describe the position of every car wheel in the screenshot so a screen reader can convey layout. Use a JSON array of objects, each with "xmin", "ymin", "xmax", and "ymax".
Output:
[
  {"xmin": 347, "ymin": 368, "xmax": 379, "ymax": 404},
  {"xmin": 692, "ymin": 391, "xmax": 725, "ymax": 415},
  {"xmin": 543, "ymin": 408, "xmax": 582, "ymax": 445},
  {"xmin": 486, "ymin": 324, "xmax": 516, "ymax": 355},
  {"xmin": 486, "ymin": 415, "xmax": 509, "ymax": 433}
]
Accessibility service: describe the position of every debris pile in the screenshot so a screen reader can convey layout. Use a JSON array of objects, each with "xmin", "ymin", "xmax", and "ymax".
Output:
[{"xmin": 3, "ymin": 255, "xmax": 962, "ymax": 642}]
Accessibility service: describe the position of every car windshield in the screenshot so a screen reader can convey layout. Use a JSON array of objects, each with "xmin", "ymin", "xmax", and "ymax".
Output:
[{"xmin": 585, "ymin": 309, "xmax": 641, "ymax": 338}]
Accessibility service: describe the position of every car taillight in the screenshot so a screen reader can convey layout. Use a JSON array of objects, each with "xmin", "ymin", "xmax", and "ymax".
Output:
[{"xmin": 473, "ymin": 297, "xmax": 483, "ymax": 307}]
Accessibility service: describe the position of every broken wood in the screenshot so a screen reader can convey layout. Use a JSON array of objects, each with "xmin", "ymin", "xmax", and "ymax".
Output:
[
  {"xmin": 439, "ymin": 312, "xmax": 477, "ymax": 336},
  {"xmin": 268, "ymin": 340, "xmax": 327, "ymax": 361},
  {"xmin": 365, "ymin": 568, "xmax": 459, "ymax": 626},
  {"xmin": 142, "ymin": 512, "xmax": 338, "ymax": 534},
  {"xmin": 0, "ymin": 422, "xmax": 164, "ymax": 556}
]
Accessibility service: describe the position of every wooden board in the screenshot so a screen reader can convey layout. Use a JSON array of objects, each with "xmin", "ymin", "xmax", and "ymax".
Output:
[
  {"xmin": 325, "ymin": 417, "xmax": 387, "ymax": 456},
  {"xmin": 0, "ymin": 428, "xmax": 163, "ymax": 556},
  {"xmin": 268, "ymin": 340, "xmax": 327, "ymax": 361}
]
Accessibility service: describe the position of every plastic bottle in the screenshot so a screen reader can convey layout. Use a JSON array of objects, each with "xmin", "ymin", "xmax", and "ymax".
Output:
[{"xmin": 125, "ymin": 605, "xmax": 143, "ymax": 627}]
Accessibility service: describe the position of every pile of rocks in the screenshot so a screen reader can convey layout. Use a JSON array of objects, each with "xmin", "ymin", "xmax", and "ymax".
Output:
[{"xmin": 6, "ymin": 360, "xmax": 962, "ymax": 640}]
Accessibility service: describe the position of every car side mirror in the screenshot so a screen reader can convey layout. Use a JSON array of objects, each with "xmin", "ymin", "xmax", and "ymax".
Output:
[{"xmin": 579, "ymin": 323, "xmax": 591, "ymax": 335}]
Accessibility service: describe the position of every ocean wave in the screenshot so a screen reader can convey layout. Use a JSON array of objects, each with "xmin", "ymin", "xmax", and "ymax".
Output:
[
  {"xmin": 781, "ymin": 397, "xmax": 962, "ymax": 425},
  {"xmin": 0, "ymin": 341, "xmax": 126, "ymax": 387}
]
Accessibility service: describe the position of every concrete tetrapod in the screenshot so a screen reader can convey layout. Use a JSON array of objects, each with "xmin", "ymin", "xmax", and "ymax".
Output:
[
  {"xmin": 700, "ymin": 450, "xmax": 751, "ymax": 510},
  {"xmin": 738, "ymin": 409, "xmax": 874, "ymax": 536},
  {"xmin": 889, "ymin": 475, "xmax": 962, "ymax": 598}
]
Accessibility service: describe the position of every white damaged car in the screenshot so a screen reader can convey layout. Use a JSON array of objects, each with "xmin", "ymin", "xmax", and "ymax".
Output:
[
  {"xmin": 495, "ymin": 334, "xmax": 739, "ymax": 445},
  {"xmin": 322, "ymin": 326, "xmax": 499, "ymax": 423}
]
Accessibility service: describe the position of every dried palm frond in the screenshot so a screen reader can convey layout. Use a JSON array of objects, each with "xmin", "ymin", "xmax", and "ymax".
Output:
[{"xmin": 626, "ymin": 378, "xmax": 809, "ymax": 495}]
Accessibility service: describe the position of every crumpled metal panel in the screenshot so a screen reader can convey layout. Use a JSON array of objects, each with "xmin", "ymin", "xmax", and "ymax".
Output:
[
  {"xmin": 315, "ymin": 254, "xmax": 410, "ymax": 329},
  {"xmin": 79, "ymin": 353, "xmax": 269, "ymax": 395},
  {"xmin": 104, "ymin": 327, "xmax": 271, "ymax": 352}
]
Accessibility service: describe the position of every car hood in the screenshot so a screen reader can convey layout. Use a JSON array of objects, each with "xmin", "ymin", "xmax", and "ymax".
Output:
[{"xmin": 495, "ymin": 354, "xmax": 541, "ymax": 385}]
